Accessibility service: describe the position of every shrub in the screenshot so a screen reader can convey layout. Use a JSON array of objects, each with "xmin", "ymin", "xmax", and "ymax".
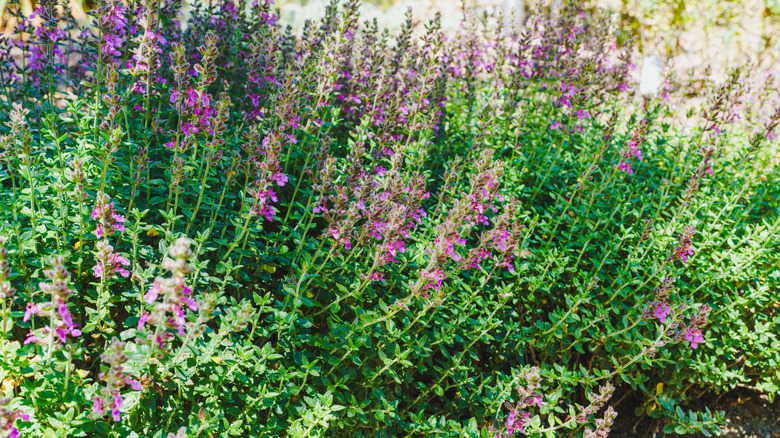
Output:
[{"xmin": 0, "ymin": 0, "xmax": 779, "ymax": 437}]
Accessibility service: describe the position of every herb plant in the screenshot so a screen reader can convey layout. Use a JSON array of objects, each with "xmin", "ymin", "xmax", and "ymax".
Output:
[{"xmin": 0, "ymin": 1, "xmax": 778, "ymax": 437}]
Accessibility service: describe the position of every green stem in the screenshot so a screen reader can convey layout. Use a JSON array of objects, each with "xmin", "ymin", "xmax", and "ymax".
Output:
[{"xmin": 185, "ymin": 155, "xmax": 215, "ymax": 235}]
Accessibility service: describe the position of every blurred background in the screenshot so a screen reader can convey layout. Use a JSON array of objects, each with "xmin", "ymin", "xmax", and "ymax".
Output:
[
  {"xmin": 2, "ymin": 0, "xmax": 779, "ymax": 81},
  {"xmin": 274, "ymin": 0, "xmax": 780, "ymax": 81}
]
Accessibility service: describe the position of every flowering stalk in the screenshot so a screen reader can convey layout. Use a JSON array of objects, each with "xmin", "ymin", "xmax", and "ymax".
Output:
[
  {"xmin": 90, "ymin": 192, "xmax": 129, "ymax": 331},
  {"xmin": 91, "ymin": 337, "xmax": 143, "ymax": 422},
  {"xmin": 139, "ymin": 237, "xmax": 197, "ymax": 359},
  {"xmin": 7, "ymin": 104, "xmax": 38, "ymax": 252},
  {"xmin": 185, "ymin": 92, "xmax": 230, "ymax": 235},
  {"xmin": 22, "ymin": 256, "xmax": 82, "ymax": 364}
]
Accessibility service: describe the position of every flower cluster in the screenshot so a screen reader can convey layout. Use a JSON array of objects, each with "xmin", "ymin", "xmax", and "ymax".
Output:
[
  {"xmin": 92, "ymin": 337, "xmax": 143, "ymax": 422},
  {"xmin": 673, "ymin": 305, "xmax": 711, "ymax": 349},
  {"xmin": 138, "ymin": 237, "xmax": 197, "ymax": 354},
  {"xmin": 22, "ymin": 257, "xmax": 81, "ymax": 346},
  {"xmin": 167, "ymin": 35, "xmax": 220, "ymax": 151},
  {"xmin": 91, "ymin": 192, "xmax": 126, "ymax": 239},
  {"xmin": 25, "ymin": 0, "xmax": 67, "ymax": 85},
  {"xmin": 417, "ymin": 149, "xmax": 505, "ymax": 293},
  {"xmin": 668, "ymin": 224, "xmax": 696, "ymax": 263},
  {"xmin": 685, "ymin": 146, "xmax": 715, "ymax": 205},
  {"xmin": 96, "ymin": 0, "xmax": 128, "ymax": 59},
  {"xmin": 127, "ymin": 0, "xmax": 167, "ymax": 93},
  {"xmin": 462, "ymin": 200, "xmax": 525, "ymax": 273},
  {"xmin": 643, "ymin": 277, "xmax": 675, "ymax": 323},
  {"xmin": 490, "ymin": 367, "xmax": 544, "ymax": 437},
  {"xmin": 616, "ymin": 120, "xmax": 648, "ymax": 175},
  {"xmin": 583, "ymin": 406, "xmax": 618, "ymax": 438},
  {"xmin": 94, "ymin": 240, "xmax": 130, "ymax": 279},
  {"xmin": 572, "ymin": 382, "xmax": 615, "ymax": 425},
  {"xmin": 0, "ymin": 398, "xmax": 29, "ymax": 438},
  {"xmin": 245, "ymin": 133, "xmax": 287, "ymax": 221},
  {"xmin": 67, "ymin": 158, "xmax": 88, "ymax": 202}
]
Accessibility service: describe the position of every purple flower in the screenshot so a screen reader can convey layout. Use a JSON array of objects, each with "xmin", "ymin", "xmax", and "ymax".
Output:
[
  {"xmin": 110, "ymin": 392, "xmax": 123, "ymax": 422},
  {"xmin": 137, "ymin": 312, "xmax": 151, "ymax": 330},
  {"xmin": 92, "ymin": 397, "xmax": 105, "ymax": 417},
  {"xmin": 669, "ymin": 225, "xmax": 696, "ymax": 263},
  {"xmin": 368, "ymin": 272, "xmax": 385, "ymax": 282},
  {"xmin": 423, "ymin": 268, "xmax": 446, "ymax": 290},
  {"xmin": 145, "ymin": 283, "xmax": 161, "ymax": 304},
  {"xmin": 94, "ymin": 251, "xmax": 130, "ymax": 279},
  {"xmin": 273, "ymin": 172, "xmax": 288, "ymax": 187},
  {"xmin": 182, "ymin": 297, "xmax": 199, "ymax": 312},
  {"xmin": 125, "ymin": 379, "xmax": 143, "ymax": 391},
  {"xmin": 94, "ymin": 261, "xmax": 104, "ymax": 278},
  {"xmin": 549, "ymin": 120, "xmax": 563, "ymax": 130},
  {"xmin": 23, "ymin": 303, "xmax": 40, "ymax": 322},
  {"xmin": 654, "ymin": 303, "xmax": 671, "ymax": 323},
  {"xmin": 617, "ymin": 161, "xmax": 633, "ymax": 174},
  {"xmin": 58, "ymin": 302, "xmax": 74, "ymax": 327},
  {"xmin": 92, "ymin": 193, "xmax": 127, "ymax": 239},
  {"xmin": 685, "ymin": 328, "xmax": 705, "ymax": 349}
]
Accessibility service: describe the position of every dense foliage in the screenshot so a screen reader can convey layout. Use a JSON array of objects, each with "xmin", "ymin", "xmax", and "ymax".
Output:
[{"xmin": 0, "ymin": 0, "xmax": 779, "ymax": 437}]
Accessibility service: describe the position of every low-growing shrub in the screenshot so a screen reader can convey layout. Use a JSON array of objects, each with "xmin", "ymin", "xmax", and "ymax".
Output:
[{"xmin": 0, "ymin": 0, "xmax": 779, "ymax": 437}]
